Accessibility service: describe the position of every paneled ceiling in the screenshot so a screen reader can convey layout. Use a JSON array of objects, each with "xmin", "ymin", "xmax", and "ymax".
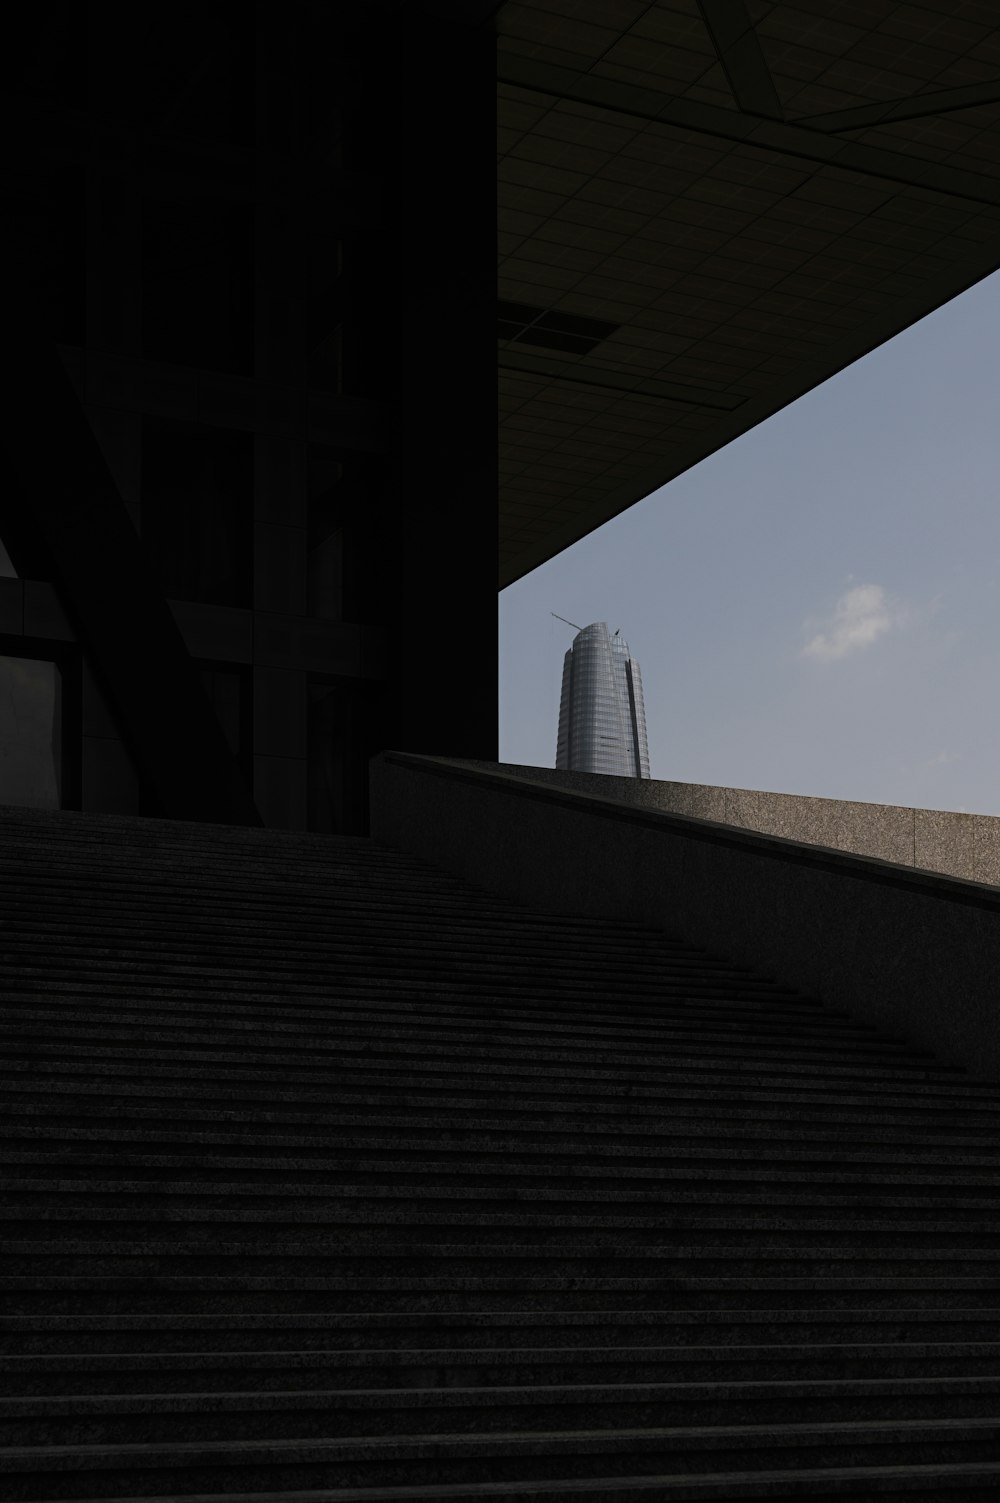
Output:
[{"xmin": 497, "ymin": 0, "xmax": 1000, "ymax": 586}]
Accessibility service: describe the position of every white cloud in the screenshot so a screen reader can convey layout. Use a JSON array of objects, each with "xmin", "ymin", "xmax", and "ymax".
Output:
[
  {"xmin": 926, "ymin": 749, "xmax": 961, "ymax": 767},
  {"xmin": 801, "ymin": 583, "xmax": 901, "ymax": 662}
]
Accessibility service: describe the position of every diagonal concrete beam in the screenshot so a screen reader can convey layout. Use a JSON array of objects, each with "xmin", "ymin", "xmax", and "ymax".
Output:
[
  {"xmin": 498, "ymin": 53, "xmax": 1000, "ymax": 211},
  {"xmin": 2, "ymin": 277, "xmax": 262, "ymax": 825},
  {"xmin": 696, "ymin": 0, "xmax": 783, "ymax": 119},
  {"xmin": 795, "ymin": 77, "xmax": 1000, "ymax": 134}
]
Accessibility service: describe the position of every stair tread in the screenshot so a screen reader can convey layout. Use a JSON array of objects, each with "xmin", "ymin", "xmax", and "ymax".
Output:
[
  {"xmin": 4, "ymin": 1411, "xmax": 1000, "ymax": 1462},
  {"xmin": 3, "ymin": 805, "xmax": 997, "ymax": 1498}
]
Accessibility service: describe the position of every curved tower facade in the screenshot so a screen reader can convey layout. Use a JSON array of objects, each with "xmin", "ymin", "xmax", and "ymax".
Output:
[{"xmin": 555, "ymin": 622, "xmax": 650, "ymax": 778}]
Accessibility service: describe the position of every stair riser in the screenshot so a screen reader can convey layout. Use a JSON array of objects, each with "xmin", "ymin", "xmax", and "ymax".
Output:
[
  {"xmin": 0, "ymin": 987, "xmax": 881, "ymax": 1029},
  {"xmin": 4, "ymin": 1050, "xmax": 954, "ymax": 1097},
  {"xmin": 12, "ymin": 1388, "xmax": 1000, "ymax": 1445},
  {"xmin": 11, "ymin": 1351, "xmax": 1000, "ymax": 1394},
  {"xmin": 5, "ymin": 1289, "xmax": 1000, "ymax": 1316},
  {"xmin": 0, "ymin": 915, "xmax": 744, "ymax": 973},
  {"xmin": 0, "ymin": 936, "xmax": 790, "ymax": 981},
  {"xmin": 8, "ymin": 1160, "xmax": 1000, "ymax": 1191},
  {"xmin": 11, "ymin": 1253, "xmax": 1000, "ymax": 1280},
  {"xmin": 5, "ymin": 805, "xmax": 1000, "ymax": 1500},
  {"xmin": 9, "ymin": 1216, "xmax": 1000, "ymax": 1242},
  {"xmin": 0, "ymin": 981, "xmax": 872, "ymax": 1038},
  {"xmin": 8, "ymin": 1433, "xmax": 1000, "ymax": 1499},
  {"xmin": 0, "ymin": 886, "xmax": 716, "ymax": 942},
  {"xmin": 10, "ymin": 1199, "xmax": 1000, "ymax": 1226},
  {"xmin": 9, "ymin": 1111, "xmax": 999, "ymax": 1159},
  {"xmin": 2, "ymin": 1027, "xmax": 937, "ymax": 1080},
  {"xmin": 3, "ymin": 1316, "xmax": 994, "ymax": 1353},
  {"xmin": 6, "ymin": 1123, "xmax": 1000, "ymax": 1159},
  {"xmin": 7, "ymin": 1082, "xmax": 995, "ymax": 1127}
]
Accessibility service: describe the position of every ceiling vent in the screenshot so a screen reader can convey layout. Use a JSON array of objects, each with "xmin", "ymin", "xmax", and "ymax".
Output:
[{"xmin": 498, "ymin": 299, "xmax": 619, "ymax": 355}]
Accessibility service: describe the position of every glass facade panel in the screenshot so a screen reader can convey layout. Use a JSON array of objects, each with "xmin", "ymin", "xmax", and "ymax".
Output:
[
  {"xmin": 555, "ymin": 621, "xmax": 651, "ymax": 778},
  {"xmin": 0, "ymin": 656, "xmax": 61, "ymax": 808}
]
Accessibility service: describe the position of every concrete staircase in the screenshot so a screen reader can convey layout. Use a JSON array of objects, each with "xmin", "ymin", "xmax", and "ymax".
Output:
[{"xmin": 3, "ymin": 805, "xmax": 1000, "ymax": 1499}]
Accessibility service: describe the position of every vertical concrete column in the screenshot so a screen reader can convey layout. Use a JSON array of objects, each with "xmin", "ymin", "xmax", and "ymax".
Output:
[
  {"xmin": 86, "ymin": 155, "xmax": 142, "ymax": 362},
  {"xmin": 253, "ymin": 0, "xmax": 306, "ymax": 387},
  {"xmin": 393, "ymin": 10, "xmax": 498, "ymax": 762},
  {"xmin": 78, "ymin": 148, "xmax": 144, "ymax": 813},
  {"xmin": 253, "ymin": 434, "xmax": 309, "ymax": 826},
  {"xmin": 253, "ymin": 666, "xmax": 308, "ymax": 830},
  {"xmin": 344, "ymin": 5, "xmax": 499, "ymax": 778}
]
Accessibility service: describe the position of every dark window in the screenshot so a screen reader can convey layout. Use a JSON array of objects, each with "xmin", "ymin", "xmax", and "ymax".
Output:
[
  {"xmin": 142, "ymin": 196, "xmax": 254, "ymax": 374},
  {"xmin": 0, "ymin": 640, "xmax": 81, "ymax": 811},
  {"xmin": 141, "ymin": 419, "xmax": 253, "ymax": 608},
  {"xmin": 307, "ymin": 451, "xmax": 389, "ymax": 623},
  {"xmin": 200, "ymin": 663, "xmax": 252, "ymax": 783},
  {"xmin": 308, "ymin": 678, "xmax": 369, "ymax": 835}
]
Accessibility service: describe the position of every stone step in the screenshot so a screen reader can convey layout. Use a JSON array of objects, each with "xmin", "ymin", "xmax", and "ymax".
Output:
[
  {"xmin": 26, "ymin": 1459, "xmax": 1000, "ymax": 1501},
  {"xmin": 0, "ymin": 994, "xmax": 912, "ymax": 1049},
  {"xmin": 0, "ymin": 968, "xmax": 882, "ymax": 1025},
  {"xmin": 9, "ymin": 1246, "xmax": 1000, "ymax": 1282},
  {"xmin": 0, "ymin": 1024, "xmax": 925, "ymax": 1083},
  {"xmin": 6, "ymin": 1095, "xmax": 1000, "ymax": 1145},
  {"xmin": 0, "ymin": 999, "xmax": 928, "ymax": 1051},
  {"xmin": 1, "ymin": 911, "xmax": 742, "ymax": 979},
  {"xmin": 10, "ymin": 1219, "xmax": 1000, "ymax": 1250},
  {"xmin": 0, "ymin": 974, "xmax": 823, "ymax": 1016},
  {"xmin": 0, "ymin": 902, "xmax": 714, "ymax": 947},
  {"xmin": 10, "ymin": 1374, "xmax": 1000, "ymax": 1446},
  {"xmin": 0, "ymin": 984, "xmax": 840, "ymax": 1038},
  {"xmin": 7, "ymin": 1270, "xmax": 1000, "ymax": 1296},
  {"xmin": 10, "ymin": 1150, "xmax": 1000, "ymax": 1189},
  {"xmin": 0, "ymin": 1039, "xmax": 966, "ymax": 1094},
  {"xmin": 3, "ymin": 955, "xmax": 802, "ymax": 1007},
  {"xmin": 0, "ymin": 907, "xmax": 828, "ymax": 965},
  {"xmin": 5, "ymin": 1416, "xmax": 1000, "ymax": 1498},
  {"xmin": 5, "ymin": 1075, "xmax": 1000, "ymax": 1131},
  {"xmin": 7, "ymin": 1118, "xmax": 1000, "ymax": 1160},
  {"xmin": 0, "ymin": 860, "xmax": 675, "ymax": 909},
  {"xmin": 9, "ymin": 1184, "xmax": 1000, "ymax": 1220},
  {"xmin": 4, "ymin": 1309, "xmax": 998, "ymax": 1354},
  {"xmin": 11, "ymin": 1342, "xmax": 1000, "ymax": 1395},
  {"xmin": 4, "ymin": 804, "xmax": 999, "ymax": 1498},
  {"xmin": 7, "ymin": 1281, "xmax": 1000, "ymax": 1320}
]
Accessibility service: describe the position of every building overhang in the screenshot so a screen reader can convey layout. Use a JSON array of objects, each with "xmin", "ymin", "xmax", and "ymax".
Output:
[{"xmin": 498, "ymin": 1, "xmax": 1000, "ymax": 587}]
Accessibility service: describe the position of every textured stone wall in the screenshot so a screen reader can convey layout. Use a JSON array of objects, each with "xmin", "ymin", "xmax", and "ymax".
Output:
[
  {"xmin": 455, "ymin": 761, "xmax": 1000, "ymax": 889},
  {"xmin": 371, "ymin": 751, "xmax": 1000, "ymax": 1082}
]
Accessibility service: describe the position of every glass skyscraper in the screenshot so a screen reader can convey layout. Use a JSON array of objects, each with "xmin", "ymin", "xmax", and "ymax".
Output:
[{"xmin": 555, "ymin": 622, "xmax": 650, "ymax": 778}]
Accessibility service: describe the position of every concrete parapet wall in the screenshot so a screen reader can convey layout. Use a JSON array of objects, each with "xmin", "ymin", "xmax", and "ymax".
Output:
[
  {"xmin": 369, "ymin": 751, "xmax": 1000, "ymax": 1083},
  {"xmin": 455, "ymin": 761, "xmax": 1000, "ymax": 888}
]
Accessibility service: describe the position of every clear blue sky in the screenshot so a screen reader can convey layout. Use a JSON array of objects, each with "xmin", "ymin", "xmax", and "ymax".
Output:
[{"xmin": 499, "ymin": 268, "xmax": 1000, "ymax": 816}]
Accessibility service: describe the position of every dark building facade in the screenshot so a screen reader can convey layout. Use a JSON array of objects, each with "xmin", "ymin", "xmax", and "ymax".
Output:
[
  {"xmin": 1, "ymin": 1, "xmax": 499, "ymax": 834},
  {"xmin": 5, "ymin": 3, "xmax": 1000, "ymax": 835}
]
